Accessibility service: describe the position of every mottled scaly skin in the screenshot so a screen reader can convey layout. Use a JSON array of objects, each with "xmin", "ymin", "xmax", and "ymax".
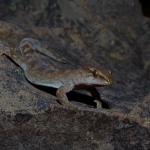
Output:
[{"xmin": 0, "ymin": 38, "xmax": 112, "ymax": 109}]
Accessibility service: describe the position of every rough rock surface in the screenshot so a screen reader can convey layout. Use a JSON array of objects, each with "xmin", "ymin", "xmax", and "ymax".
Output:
[{"xmin": 0, "ymin": 0, "xmax": 149, "ymax": 149}]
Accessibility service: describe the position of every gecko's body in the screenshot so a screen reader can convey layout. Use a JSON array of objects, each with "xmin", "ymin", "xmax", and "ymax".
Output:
[{"xmin": 0, "ymin": 38, "xmax": 112, "ymax": 109}]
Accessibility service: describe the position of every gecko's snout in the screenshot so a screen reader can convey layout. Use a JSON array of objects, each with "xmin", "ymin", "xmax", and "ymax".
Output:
[
  {"xmin": 107, "ymin": 76, "xmax": 112, "ymax": 85},
  {"xmin": 105, "ymin": 70, "xmax": 112, "ymax": 85}
]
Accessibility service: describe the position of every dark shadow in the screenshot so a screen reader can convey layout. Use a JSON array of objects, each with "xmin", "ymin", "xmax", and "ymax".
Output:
[
  {"xmin": 14, "ymin": 113, "xmax": 33, "ymax": 124},
  {"xmin": 139, "ymin": 0, "xmax": 150, "ymax": 18},
  {"xmin": 31, "ymin": 84, "xmax": 110, "ymax": 109}
]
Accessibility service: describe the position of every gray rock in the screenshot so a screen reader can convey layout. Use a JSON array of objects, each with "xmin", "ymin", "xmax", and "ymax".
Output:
[{"xmin": 0, "ymin": 0, "xmax": 149, "ymax": 149}]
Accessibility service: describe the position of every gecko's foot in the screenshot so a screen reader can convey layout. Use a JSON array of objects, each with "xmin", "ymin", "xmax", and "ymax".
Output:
[
  {"xmin": 57, "ymin": 99, "xmax": 78, "ymax": 110},
  {"xmin": 94, "ymin": 100, "xmax": 102, "ymax": 109},
  {"xmin": 0, "ymin": 50, "xmax": 8, "ymax": 56},
  {"xmin": 63, "ymin": 102, "xmax": 78, "ymax": 110}
]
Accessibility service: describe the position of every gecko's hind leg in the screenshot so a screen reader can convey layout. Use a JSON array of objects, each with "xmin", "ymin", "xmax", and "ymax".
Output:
[
  {"xmin": 0, "ymin": 42, "xmax": 9, "ymax": 56},
  {"xmin": 56, "ymin": 85, "xmax": 76, "ymax": 109},
  {"xmin": 19, "ymin": 38, "xmax": 67, "ymax": 63}
]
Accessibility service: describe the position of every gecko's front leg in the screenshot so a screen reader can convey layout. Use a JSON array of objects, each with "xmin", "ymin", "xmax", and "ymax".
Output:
[
  {"xmin": 56, "ymin": 85, "xmax": 76, "ymax": 109},
  {"xmin": 87, "ymin": 87, "xmax": 102, "ymax": 108}
]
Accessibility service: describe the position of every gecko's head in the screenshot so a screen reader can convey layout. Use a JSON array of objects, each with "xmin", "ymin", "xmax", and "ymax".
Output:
[{"xmin": 87, "ymin": 66, "xmax": 112, "ymax": 86}]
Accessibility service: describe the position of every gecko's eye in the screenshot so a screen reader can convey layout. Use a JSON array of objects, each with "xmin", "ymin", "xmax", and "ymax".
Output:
[
  {"xmin": 93, "ymin": 70, "xmax": 108, "ymax": 81},
  {"xmin": 88, "ymin": 67, "xmax": 95, "ymax": 72}
]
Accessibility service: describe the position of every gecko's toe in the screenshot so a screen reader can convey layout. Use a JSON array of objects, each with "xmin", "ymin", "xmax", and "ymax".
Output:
[{"xmin": 94, "ymin": 100, "xmax": 102, "ymax": 109}]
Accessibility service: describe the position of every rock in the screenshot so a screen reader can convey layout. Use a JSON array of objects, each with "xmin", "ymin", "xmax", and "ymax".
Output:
[{"xmin": 0, "ymin": 0, "xmax": 149, "ymax": 149}]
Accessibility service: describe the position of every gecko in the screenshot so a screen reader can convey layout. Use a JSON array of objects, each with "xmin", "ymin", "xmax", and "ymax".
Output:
[{"xmin": 0, "ymin": 39, "xmax": 112, "ymax": 109}]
